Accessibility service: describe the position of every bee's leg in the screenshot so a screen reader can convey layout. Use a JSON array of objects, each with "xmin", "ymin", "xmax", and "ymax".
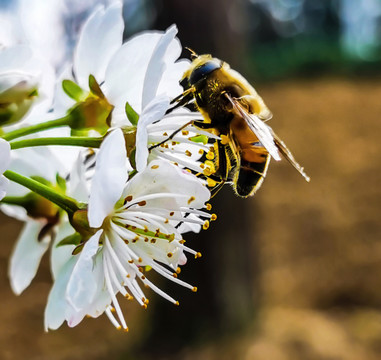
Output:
[
  {"xmin": 166, "ymin": 87, "xmax": 196, "ymax": 114},
  {"xmin": 149, "ymin": 120, "xmax": 216, "ymax": 151},
  {"xmin": 210, "ymin": 180, "xmax": 225, "ymax": 198},
  {"xmin": 148, "ymin": 120, "xmax": 195, "ymax": 151}
]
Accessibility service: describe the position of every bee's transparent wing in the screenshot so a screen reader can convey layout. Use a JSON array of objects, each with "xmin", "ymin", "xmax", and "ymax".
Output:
[
  {"xmin": 225, "ymin": 94, "xmax": 281, "ymax": 161},
  {"xmin": 226, "ymin": 94, "xmax": 310, "ymax": 182},
  {"xmin": 271, "ymin": 132, "xmax": 310, "ymax": 182}
]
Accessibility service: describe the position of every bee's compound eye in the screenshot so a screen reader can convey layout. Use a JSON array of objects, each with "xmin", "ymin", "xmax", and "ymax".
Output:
[{"xmin": 189, "ymin": 60, "xmax": 221, "ymax": 85}]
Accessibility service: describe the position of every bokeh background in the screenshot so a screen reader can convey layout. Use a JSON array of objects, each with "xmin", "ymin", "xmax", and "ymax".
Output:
[{"xmin": 1, "ymin": 0, "xmax": 381, "ymax": 359}]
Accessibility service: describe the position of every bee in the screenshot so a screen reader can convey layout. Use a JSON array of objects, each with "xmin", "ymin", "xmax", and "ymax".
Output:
[{"xmin": 153, "ymin": 50, "xmax": 310, "ymax": 197}]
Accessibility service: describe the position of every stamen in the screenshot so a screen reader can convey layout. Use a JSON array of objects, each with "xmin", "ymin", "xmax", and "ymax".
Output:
[{"xmin": 103, "ymin": 255, "xmax": 128, "ymax": 330}]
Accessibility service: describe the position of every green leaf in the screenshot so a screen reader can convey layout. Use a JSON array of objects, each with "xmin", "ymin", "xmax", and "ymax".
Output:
[
  {"xmin": 62, "ymin": 80, "xmax": 86, "ymax": 101},
  {"xmin": 56, "ymin": 232, "xmax": 82, "ymax": 247},
  {"xmin": 125, "ymin": 102, "xmax": 139, "ymax": 126}
]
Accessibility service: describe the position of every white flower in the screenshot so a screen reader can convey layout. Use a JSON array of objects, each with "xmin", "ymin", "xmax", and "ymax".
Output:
[
  {"xmin": 3, "ymin": 146, "xmax": 87, "ymax": 295},
  {"xmin": 0, "ymin": 138, "xmax": 10, "ymax": 200},
  {"xmin": 45, "ymin": 129, "xmax": 214, "ymax": 331},
  {"xmin": 54, "ymin": 2, "xmax": 185, "ymax": 119},
  {"xmin": 57, "ymin": 3, "xmax": 219, "ymax": 181},
  {"xmin": 135, "ymin": 104, "xmax": 220, "ymax": 175}
]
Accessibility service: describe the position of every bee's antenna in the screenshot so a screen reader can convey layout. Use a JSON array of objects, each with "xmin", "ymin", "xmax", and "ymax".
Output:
[{"xmin": 185, "ymin": 47, "xmax": 198, "ymax": 60}]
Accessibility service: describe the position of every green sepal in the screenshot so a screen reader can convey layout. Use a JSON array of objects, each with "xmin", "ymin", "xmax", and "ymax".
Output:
[
  {"xmin": 89, "ymin": 75, "xmax": 104, "ymax": 98},
  {"xmin": 62, "ymin": 80, "xmax": 87, "ymax": 102},
  {"xmin": 72, "ymin": 242, "xmax": 85, "ymax": 255},
  {"xmin": 56, "ymin": 232, "xmax": 83, "ymax": 247},
  {"xmin": 129, "ymin": 147, "xmax": 136, "ymax": 169},
  {"xmin": 56, "ymin": 173, "xmax": 67, "ymax": 192},
  {"xmin": 125, "ymin": 102, "xmax": 139, "ymax": 126}
]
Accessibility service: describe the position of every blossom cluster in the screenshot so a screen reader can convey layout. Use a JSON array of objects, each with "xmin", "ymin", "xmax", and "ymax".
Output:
[{"xmin": 0, "ymin": 2, "xmax": 218, "ymax": 331}]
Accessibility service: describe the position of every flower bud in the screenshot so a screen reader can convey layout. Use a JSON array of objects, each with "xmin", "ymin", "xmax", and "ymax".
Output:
[{"xmin": 0, "ymin": 72, "xmax": 38, "ymax": 126}]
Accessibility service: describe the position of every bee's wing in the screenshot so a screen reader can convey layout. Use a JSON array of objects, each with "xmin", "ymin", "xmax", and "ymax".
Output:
[
  {"xmin": 225, "ymin": 94, "xmax": 281, "ymax": 161},
  {"xmin": 226, "ymin": 94, "xmax": 310, "ymax": 182},
  {"xmin": 271, "ymin": 131, "xmax": 310, "ymax": 182}
]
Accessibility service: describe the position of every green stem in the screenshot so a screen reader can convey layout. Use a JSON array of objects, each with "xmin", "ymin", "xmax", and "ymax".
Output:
[
  {"xmin": 10, "ymin": 136, "xmax": 103, "ymax": 150},
  {"xmin": 3, "ymin": 170, "xmax": 79, "ymax": 215},
  {"xmin": 2, "ymin": 116, "xmax": 73, "ymax": 141},
  {"xmin": 1, "ymin": 196, "xmax": 27, "ymax": 207}
]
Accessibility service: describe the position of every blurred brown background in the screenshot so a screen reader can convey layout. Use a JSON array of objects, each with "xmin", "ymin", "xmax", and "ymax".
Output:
[{"xmin": 1, "ymin": 0, "xmax": 381, "ymax": 359}]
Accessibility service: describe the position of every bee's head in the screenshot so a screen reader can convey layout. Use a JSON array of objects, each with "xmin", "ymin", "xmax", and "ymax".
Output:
[{"xmin": 181, "ymin": 53, "xmax": 222, "ymax": 88}]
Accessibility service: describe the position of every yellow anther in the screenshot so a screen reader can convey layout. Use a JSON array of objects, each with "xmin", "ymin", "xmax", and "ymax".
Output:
[
  {"xmin": 117, "ymin": 325, "xmax": 122, "ymax": 330},
  {"xmin": 207, "ymin": 178, "xmax": 217, "ymax": 187},
  {"xmin": 123, "ymin": 327, "xmax": 129, "ymax": 332},
  {"xmin": 206, "ymin": 151, "xmax": 215, "ymax": 160},
  {"xmin": 195, "ymin": 252, "xmax": 202, "ymax": 259},
  {"xmin": 206, "ymin": 203, "xmax": 212, "ymax": 211},
  {"xmin": 176, "ymin": 267, "xmax": 181, "ymax": 274},
  {"xmin": 182, "ymin": 130, "xmax": 189, "ymax": 136},
  {"xmin": 167, "ymin": 252, "xmax": 173, "ymax": 258},
  {"xmin": 151, "ymin": 164, "xmax": 159, "ymax": 169},
  {"xmin": 203, "ymin": 220, "xmax": 210, "ymax": 230},
  {"xmin": 187, "ymin": 196, "xmax": 196, "ymax": 204},
  {"xmin": 198, "ymin": 149, "xmax": 204, "ymax": 155},
  {"xmin": 220, "ymin": 134, "xmax": 229, "ymax": 145},
  {"xmin": 185, "ymin": 150, "xmax": 192, "ymax": 157},
  {"xmin": 142, "ymin": 304, "xmax": 148, "ymax": 309},
  {"xmin": 203, "ymin": 160, "xmax": 216, "ymax": 176},
  {"xmin": 192, "ymin": 287, "xmax": 198, "ymax": 293},
  {"xmin": 211, "ymin": 213, "xmax": 217, "ymax": 221},
  {"xmin": 175, "ymin": 301, "xmax": 180, "ymax": 306},
  {"xmin": 173, "ymin": 273, "xmax": 178, "ymax": 278}
]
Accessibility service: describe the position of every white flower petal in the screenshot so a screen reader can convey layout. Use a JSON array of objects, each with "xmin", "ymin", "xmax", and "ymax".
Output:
[
  {"xmin": 68, "ymin": 152, "xmax": 89, "ymax": 202},
  {"xmin": 8, "ymin": 221, "xmax": 50, "ymax": 295},
  {"xmin": 123, "ymin": 159, "xmax": 210, "ymax": 209},
  {"xmin": 135, "ymin": 95, "xmax": 170, "ymax": 172},
  {"xmin": 158, "ymin": 59, "xmax": 190, "ymax": 100},
  {"xmin": 104, "ymin": 32, "xmax": 162, "ymax": 113},
  {"xmin": 50, "ymin": 219, "xmax": 77, "ymax": 280},
  {"xmin": 44, "ymin": 256, "xmax": 77, "ymax": 331},
  {"xmin": 88, "ymin": 128, "xmax": 129, "ymax": 228},
  {"xmin": 65, "ymin": 230, "xmax": 102, "ymax": 312},
  {"xmin": 0, "ymin": 176, "xmax": 9, "ymax": 201},
  {"xmin": 73, "ymin": 2, "xmax": 123, "ymax": 87},
  {"xmin": 142, "ymin": 25, "xmax": 178, "ymax": 108},
  {"xmin": 105, "ymin": 27, "xmax": 182, "ymax": 116}
]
